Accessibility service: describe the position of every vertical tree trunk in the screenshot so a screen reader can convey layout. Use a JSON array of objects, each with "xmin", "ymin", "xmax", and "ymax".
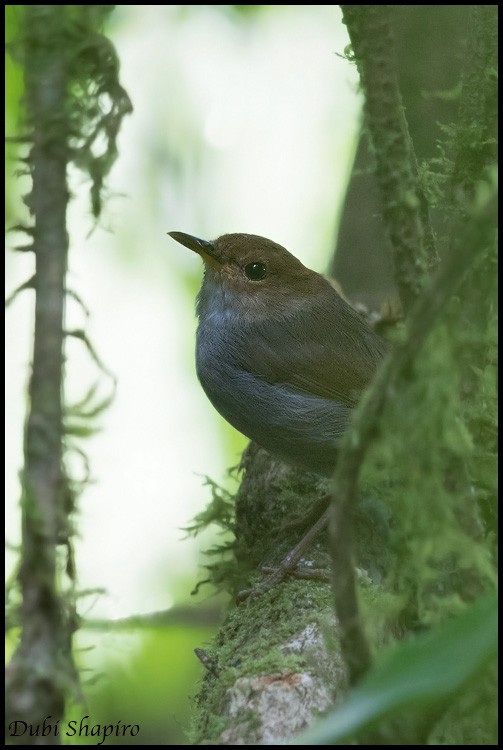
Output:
[{"xmin": 6, "ymin": 6, "xmax": 71, "ymax": 742}]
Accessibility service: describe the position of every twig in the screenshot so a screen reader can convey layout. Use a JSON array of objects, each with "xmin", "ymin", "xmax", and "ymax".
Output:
[{"xmin": 83, "ymin": 604, "xmax": 223, "ymax": 631}]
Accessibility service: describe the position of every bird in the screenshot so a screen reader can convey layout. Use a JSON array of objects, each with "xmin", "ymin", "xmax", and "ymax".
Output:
[{"xmin": 169, "ymin": 231, "xmax": 388, "ymax": 477}]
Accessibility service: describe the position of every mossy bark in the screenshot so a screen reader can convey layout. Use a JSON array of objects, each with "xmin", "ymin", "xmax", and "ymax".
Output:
[{"xmin": 190, "ymin": 445, "xmax": 390, "ymax": 744}]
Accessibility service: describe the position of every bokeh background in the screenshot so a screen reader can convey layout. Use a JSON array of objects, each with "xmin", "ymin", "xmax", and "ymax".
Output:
[{"xmin": 5, "ymin": 5, "xmax": 361, "ymax": 743}]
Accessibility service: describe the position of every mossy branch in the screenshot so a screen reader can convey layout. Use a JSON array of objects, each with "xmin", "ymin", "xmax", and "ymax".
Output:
[{"xmin": 332, "ymin": 4, "xmax": 437, "ymax": 688}]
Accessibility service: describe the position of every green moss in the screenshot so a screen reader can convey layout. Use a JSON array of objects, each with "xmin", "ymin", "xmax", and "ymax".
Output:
[
  {"xmin": 189, "ymin": 572, "xmax": 339, "ymax": 744},
  {"xmin": 360, "ymin": 242, "xmax": 497, "ymax": 638}
]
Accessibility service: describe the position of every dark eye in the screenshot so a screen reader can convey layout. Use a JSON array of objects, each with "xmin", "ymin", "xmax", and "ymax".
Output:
[{"xmin": 244, "ymin": 262, "xmax": 267, "ymax": 281}]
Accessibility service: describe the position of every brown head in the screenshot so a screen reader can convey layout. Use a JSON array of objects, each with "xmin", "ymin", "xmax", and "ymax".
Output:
[{"xmin": 169, "ymin": 231, "xmax": 331, "ymax": 320}]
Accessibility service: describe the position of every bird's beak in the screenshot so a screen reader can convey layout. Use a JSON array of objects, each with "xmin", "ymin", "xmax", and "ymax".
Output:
[{"xmin": 168, "ymin": 231, "xmax": 222, "ymax": 270}]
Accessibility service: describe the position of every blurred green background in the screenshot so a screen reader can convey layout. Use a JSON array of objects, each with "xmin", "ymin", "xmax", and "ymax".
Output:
[{"xmin": 5, "ymin": 5, "xmax": 361, "ymax": 743}]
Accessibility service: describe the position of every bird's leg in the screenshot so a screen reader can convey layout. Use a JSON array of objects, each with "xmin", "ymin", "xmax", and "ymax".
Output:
[
  {"xmin": 279, "ymin": 491, "xmax": 331, "ymax": 533},
  {"xmin": 237, "ymin": 503, "xmax": 331, "ymax": 602},
  {"xmin": 272, "ymin": 505, "xmax": 331, "ymax": 574}
]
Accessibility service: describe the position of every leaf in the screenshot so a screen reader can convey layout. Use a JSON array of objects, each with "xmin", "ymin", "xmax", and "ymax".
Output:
[{"xmin": 292, "ymin": 593, "xmax": 497, "ymax": 745}]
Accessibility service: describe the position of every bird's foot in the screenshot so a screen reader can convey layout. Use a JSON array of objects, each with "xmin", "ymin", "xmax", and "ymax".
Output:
[{"xmin": 236, "ymin": 507, "xmax": 331, "ymax": 603}]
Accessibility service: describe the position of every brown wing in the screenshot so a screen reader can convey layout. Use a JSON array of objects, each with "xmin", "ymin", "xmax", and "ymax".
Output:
[{"xmin": 237, "ymin": 292, "xmax": 387, "ymax": 407}]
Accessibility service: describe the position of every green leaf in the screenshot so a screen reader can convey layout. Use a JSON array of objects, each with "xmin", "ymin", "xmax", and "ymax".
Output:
[{"xmin": 292, "ymin": 593, "xmax": 497, "ymax": 745}]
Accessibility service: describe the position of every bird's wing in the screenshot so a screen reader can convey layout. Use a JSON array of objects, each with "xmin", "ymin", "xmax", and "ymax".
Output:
[{"xmin": 236, "ymin": 298, "xmax": 387, "ymax": 407}]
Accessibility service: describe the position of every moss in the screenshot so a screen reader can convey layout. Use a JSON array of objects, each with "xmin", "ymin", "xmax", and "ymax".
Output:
[
  {"xmin": 360, "ymin": 286, "xmax": 497, "ymax": 629},
  {"xmin": 188, "ymin": 450, "xmax": 335, "ymax": 596}
]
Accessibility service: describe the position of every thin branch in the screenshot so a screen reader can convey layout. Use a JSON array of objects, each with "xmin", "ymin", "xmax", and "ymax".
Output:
[
  {"xmin": 5, "ymin": 275, "xmax": 35, "ymax": 307},
  {"xmin": 65, "ymin": 327, "xmax": 117, "ymax": 385},
  {"xmin": 82, "ymin": 603, "xmax": 223, "ymax": 631}
]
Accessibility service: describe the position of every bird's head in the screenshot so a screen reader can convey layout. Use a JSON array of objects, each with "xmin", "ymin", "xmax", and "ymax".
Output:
[{"xmin": 169, "ymin": 231, "xmax": 328, "ymax": 321}]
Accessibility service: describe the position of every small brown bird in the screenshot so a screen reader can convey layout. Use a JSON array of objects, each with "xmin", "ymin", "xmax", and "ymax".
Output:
[{"xmin": 169, "ymin": 231, "xmax": 387, "ymax": 476}]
